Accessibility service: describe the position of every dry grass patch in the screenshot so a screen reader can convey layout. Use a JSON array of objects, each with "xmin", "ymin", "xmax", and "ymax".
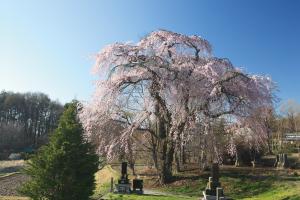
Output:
[
  {"xmin": 0, "ymin": 160, "xmax": 25, "ymax": 174},
  {"xmin": 0, "ymin": 196, "xmax": 29, "ymax": 200},
  {"xmin": 93, "ymin": 165, "xmax": 120, "ymax": 197}
]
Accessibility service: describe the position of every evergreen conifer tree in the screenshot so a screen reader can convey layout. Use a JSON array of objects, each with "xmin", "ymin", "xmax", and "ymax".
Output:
[{"xmin": 20, "ymin": 101, "xmax": 99, "ymax": 200}]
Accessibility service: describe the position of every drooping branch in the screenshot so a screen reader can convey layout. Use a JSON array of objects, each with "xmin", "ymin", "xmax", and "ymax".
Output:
[{"xmin": 79, "ymin": 30, "xmax": 275, "ymax": 171}]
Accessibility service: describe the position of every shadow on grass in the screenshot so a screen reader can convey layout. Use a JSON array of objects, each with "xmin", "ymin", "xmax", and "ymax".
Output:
[
  {"xmin": 0, "ymin": 166, "xmax": 23, "ymax": 174},
  {"xmin": 221, "ymin": 176, "xmax": 274, "ymax": 199},
  {"xmin": 220, "ymin": 171, "xmax": 300, "ymax": 199},
  {"xmin": 157, "ymin": 168, "xmax": 300, "ymax": 199},
  {"xmin": 282, "ymin": 194, "xmax": 300, "ymax": 200}
]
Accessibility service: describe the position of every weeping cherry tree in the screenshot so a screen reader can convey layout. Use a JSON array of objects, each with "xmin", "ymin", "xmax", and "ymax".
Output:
[{"xmin": 79, "ymin": 30, "xmax": 275, "ymax": 183}]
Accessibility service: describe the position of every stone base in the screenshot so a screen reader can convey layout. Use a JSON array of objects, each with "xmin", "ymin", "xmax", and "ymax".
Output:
[
  {"xmin": 133, "ymin": 189, "xmax": 144, "ymax": 194},
  {"xmin": 115, "ymin": 183, "xmax": 131, "ymax": 193},
  {"xmin": 201, "ymin": 191, "xmax": 229, "ymax": 200}
]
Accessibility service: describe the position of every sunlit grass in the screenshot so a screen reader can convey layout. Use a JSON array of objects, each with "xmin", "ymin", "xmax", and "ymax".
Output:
[
  {"xmin": 93, "ymin": 165, "xmax": 120, "ymax": 197},
  {"xmin": 1, "ymin": 163, "xmax": 299, "ymax": 200},
  {"xmin": 159, "ymin": 168, "xmax": 300, "ymax": 200},
  {"xmin": 242, "ymin": 181, "xmax": 300, "ymax": 200}
]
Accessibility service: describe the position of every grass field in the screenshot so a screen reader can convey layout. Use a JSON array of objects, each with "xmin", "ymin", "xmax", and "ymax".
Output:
[
  {"xmin": 1, "ymin": 160, "xmax": 299, "ymax": 200},
  {"xmin": 98, "ymin": 165, "xmax": 300, "ymax": 200},
  {"xmin": 158, "ymin": 167, "xmax": 300, "ymax": 200}
]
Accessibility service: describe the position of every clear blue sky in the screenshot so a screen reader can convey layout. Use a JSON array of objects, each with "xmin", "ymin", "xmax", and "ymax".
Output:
[{"xmin": 0, "ymin": 0, "xmax": 299, "ymax": 106}]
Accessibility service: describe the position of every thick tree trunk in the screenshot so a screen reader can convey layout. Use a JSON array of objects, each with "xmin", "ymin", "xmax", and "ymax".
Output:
[
  {"xmin": 159, "ymin": 140, "xmax": 174, "ymax": 184},
  {"xmin": 150, "ymin": 80, "xmax": 175, "ymax": 184},
  {"xmin": 150, "ymin": 123, "xmax": 175, "ymax": 184}
]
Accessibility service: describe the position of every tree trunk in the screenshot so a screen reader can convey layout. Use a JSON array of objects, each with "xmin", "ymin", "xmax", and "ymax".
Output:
[
  {"xmin": 150, "ymin": 134, "xmax": 159, "ymax": 170},
  {"xmin": 159, "ymin": 139, "xmax": 174, "ymax": 184},
  {"xmin": 181, "ymin": 145, "xmax": 186, "ymax": 165},
  {"xmin": 129, "ymin": 162, "xmax": 136, "ymax": 176},
  {"xmin": 175, "ymin": 151, "xmax": 181, "ymax": 173},
  {"xmin": 266, "ymin": 130, "xmax": 273, "ymax": 155},
  {"xmin": 199, "ymin": 150, "xmax": 208, "ymax": 171},
  {"xmin": 150, "ymin": 81, "xmax": 175, "ymax": 184},
  {"xmin": 235, "ymin": 151, "xmax": 240, "ymax": 167},
  {"xmin": 150, "ymin": 123, "xmax": 175, "ymax": 184}
]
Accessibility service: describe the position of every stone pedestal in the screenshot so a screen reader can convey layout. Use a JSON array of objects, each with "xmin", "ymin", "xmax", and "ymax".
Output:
[
  {"xmin": 202, "ymin": 191, "xmax": 229, "ymax": 200},
  {"xmin": 115, "ymin": 183, "xmax": 131, "ymax": 193}
]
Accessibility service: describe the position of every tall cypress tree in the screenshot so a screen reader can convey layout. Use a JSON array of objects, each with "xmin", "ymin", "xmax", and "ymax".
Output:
[{"xmin": 20, "ymin": 101, "xmax": 99, "ymax": 200}]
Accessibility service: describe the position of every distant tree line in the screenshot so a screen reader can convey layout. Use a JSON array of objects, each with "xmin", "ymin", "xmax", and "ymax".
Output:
[{"xmin": 0, "ymin": 91, "xmax": 63, "ymax": 153}]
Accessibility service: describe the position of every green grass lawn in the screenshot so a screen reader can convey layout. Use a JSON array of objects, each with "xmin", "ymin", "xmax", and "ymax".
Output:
[
  {"xmin": 157, "ymin": 167, "xmax": 300, "ymax": 200},
  {"xmin": 92, "ymin": 165, "xmax": 300, "ymax": 200},
  {"xmin": 1, "ymin": 162, "xmax": 299, "ymax": 200},
  {"xmin": 243, "ymin": 186, "xmax": 300, "ymax": 200},
  {"xmin": 223, "ymin": 175, "xmax": 300, "ymax": 199}
]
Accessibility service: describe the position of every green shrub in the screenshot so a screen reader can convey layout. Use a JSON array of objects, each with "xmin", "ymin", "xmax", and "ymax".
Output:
[{"xmin": 20, "ymin": 101, "xmax": 99, "ymax": 200}]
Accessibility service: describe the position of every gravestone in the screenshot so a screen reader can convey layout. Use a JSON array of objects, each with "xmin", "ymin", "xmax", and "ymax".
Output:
[
  {"xmin": 204, "ymin": 163, "xmax": 221, "ymax": 196},
  {"xmin": 202, "ymin": 163, "xmax": 229, "ymax": 200},
  {"xmin": 132, "ymin": 179, "xmax": 143, "ymax": 194},
  {"xmin": 120, "ymin": 162, "xmax": 129, "ymax": 183},
  {"xmin": 116, "ymin": 162, "xmax": 131, "ymax": 193},
  {"xmin": 216, "ymin": 188, "xmax": 224, "ymax": 200}
]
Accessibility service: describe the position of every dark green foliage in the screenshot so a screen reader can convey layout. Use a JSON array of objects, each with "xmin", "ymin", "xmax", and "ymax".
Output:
[{"xmin": 20, "ymin": 101, "xmax": 99, "ymax": 200}]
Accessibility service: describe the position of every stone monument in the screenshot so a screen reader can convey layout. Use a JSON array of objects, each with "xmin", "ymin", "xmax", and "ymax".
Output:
[
  {"xmin": 202, "ymin": 163, "xmax": 228, "ymax": 200},
  {"xmin": 205, "ymin": 163, "xmax": 221, "ymax": 196},
  {"xmin": 132, "ymin": 179, "xmax": 144, "ymax": 194},
  {"xmin": 115, "ymin": 162, "xmax": 131, "ymax": 193}
]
